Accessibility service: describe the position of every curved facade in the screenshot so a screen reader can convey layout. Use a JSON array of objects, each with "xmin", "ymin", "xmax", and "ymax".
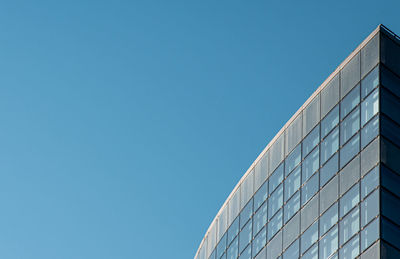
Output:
[{"xmin": 194, "ymin": 24, "xmax": 400, "ymax": 259}]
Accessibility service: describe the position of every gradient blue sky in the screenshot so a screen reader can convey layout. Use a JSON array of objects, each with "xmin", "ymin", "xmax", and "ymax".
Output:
[{"xmin": 0, "ymin": 1, "xmax": 399, "ymax": 259}]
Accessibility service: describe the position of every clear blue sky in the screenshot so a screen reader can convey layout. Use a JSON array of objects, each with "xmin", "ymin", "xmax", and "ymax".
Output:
[{"xmin": 0, "ymin": 1, "xmax": 398, "ymax": 259}]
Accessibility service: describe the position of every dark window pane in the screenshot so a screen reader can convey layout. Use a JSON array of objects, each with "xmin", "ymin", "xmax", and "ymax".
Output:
[
  {"xmin": 382, "ymin": 218, "xmax": 400, "ymax": 251},
  {"xmin": 382, "ymin": 189, "xmax": 400, "ymax": 226},
  {"xmin": 381, "ymin": 114, "xmax": 400, "ymax": 148},
  {"xmin": 381, "ymin": 64, "xmax": 400, "ymax": 98},
  {"xmin": 381, "ymin": 88, "xmax": 400, "ymax": 126},
  {"xmin": 382, "ymin": 164, "xmax": 400, "ymax": 198}
]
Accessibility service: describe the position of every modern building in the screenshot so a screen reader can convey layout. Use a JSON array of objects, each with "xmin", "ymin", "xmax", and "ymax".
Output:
[{"xmin": 194, "ymin": 24, "xmax": 400, "ymax": 259}]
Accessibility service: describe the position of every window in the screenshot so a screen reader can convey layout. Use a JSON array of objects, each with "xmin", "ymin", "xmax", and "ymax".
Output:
[
  {"xmin": 238, "ymin": 245, "xmax": 251, "ymax": 259},
  {"xmin": 361, "ymin": 87, "xmax": 379, "ymax": 126},
  {"xmin": 319, "ymin": 225, "xmax": 338, "ymax": 259},
  {"xmin": 361, "ymin": 189, "xmax": 379, "ymax": 227},
  {"xmin": 361, "ymin": 166, "xmax": 378, "ymax": 199},
  {"xmin": 340, "ymin": 106, "xmax": 360, "ymax": 145},
  {"xmin": 284, "ymin": 191, "xmax": 300, "ymax": 223},
  {"xmin": 239, "ymin": 220, "xmax": 252, "ymax": 253},
  {"xmin": 361, "ymin": 115, "xmax": 378, "ymax": 149},
  {"xmin": 216, "ymin": 232, "xmax": 227, "ymax": 258},
  {"xmin": 320, "ymin": 203, "xmax": 338, "ymax": 236},
  {"xmin": 283, "ymin": 239, "xmax": 299, "ymax": 259},
  {"xmin": 340, "ymin": 133, "xmax": 360, "ymax": 169},
  {"xmin": 301, "ymin": 222, "xmax": 318, "ymax": 254},
  {"xmin": 341, "ymin": 52, "xmax": 360, "ymax": 98},
  {"xmin": 284, "ymin": 166, "xmax": 300, "ymax": 201},
  {"xmin": 321, "ymin": 74, "xmax": 340, "ymax": 118},
  {"xmin": 303, "ymin": 125, "xmax": 319, "ymax": 157},
  {"xmin": 253, "ymin": 181, "xmax": 268, "ymax": 212},
  {"xmin": 302, "ymin": 173, "xmax": 319, "ymax": 206},
  {"xmin": 340, "ymin": 207, "xmax": 359, "ymax": 245},
  {"xmin": 361, "ymin": 218, "xmax": 379, "ymax": 251},
  {"xmin": 361, "ymin": 65, "xmax": 379, "ymax": 99},
  {"xmin": 252, "ymin": 227, "xmax": 266, "ymax": 257},
  {"xmin": 302, "ymin": 147, "xmax": 319, "ymax": 184},
  {"xmin": 320, "ymin": 153, "xmax": 338, "ymax": 187},
  {"xmin": 227, "ymin": 237, "xmax": 238, "ymax": 259},
  {"xmin": 240, "ymin": 199, "xmax": 253, "ymax": 229},
  {"xmin": 285, "ymin": 144, "xmax": 301, "ymax": 176},
  {"xmin": 320, "ymin": 176, "xmax": 338, "ymax": 214},
  {"xmin": 302, "ymin": 243, "xmax": 318, "ymax": 259},
  {"xmin": 227, "ymin": 217, "xmax": 239, "ymax": 245},
  {"xmin": 268, "ymin": 184, "xmax": 283, "ymax": 219},
  {"xmin": 339, "ymin": 234, "xmax": 359, "ymax": 259},
  {"xmin": 253, "ymin": 201, "xmax": 267, "ymax": 236},
  {"xmin": 341, "ymin": 84, "xmax": 360, "ymax": 119},
  {"xmin": 321, "ymin": 105, "xmax": 339, "ymax": 138},
  {"xmin": 268, "ymin": 209, "xmax": 282, "ymax": 240},
  {"xmin": 321, "ymin": 127, "xmax": 339, "ymax": 164},
  {"xmin": 269, "ymin": 163, "xmax": 283, "ymax": 194},
  {"xmin": 340, "ymin": 183, "xmax": 360, "ymax": 217}
]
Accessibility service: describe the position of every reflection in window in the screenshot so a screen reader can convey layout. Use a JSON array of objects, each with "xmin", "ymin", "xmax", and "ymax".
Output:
[
  {"xmin": 269, "ymin": 163, "xmax": 284, "ymax": 194},
  {"xmin": 268, "ymin": 184, "xmax": 283, "ymax": 219},
  {"xmin": 340, "ymin": 107, "xmax": 360, "ymax": 145},
  {"xmin": 284, "ymin": 191, "xmax": 300, "ymax": 223},
  {"xmin": 240, "ymin": 199, "xmax": 253, "ymax": 229},
  {"xmin": 361, "ymin": 115, "xmax": 378, "ymax": 149},
  {"xmin": 302, "ymin": 243, "xmax": 318, "ymax": 259},
  {"xmin": 302, "ymin": 173, "xmax": 319, "ymax": 206},
  {"xmin": 252, "ymin": 227, "xmax": 266, "ymax": 257},
  {"xmin": 321, "ymin": 127, "xmax": 339, "ymax": 164},
  {"xmin": 339, "ymin": 234, "xmax": 359, "ymax": 259},
  {"xmin": 320, "ymin": 203, "xmax": 338, "ymax": 236},
  {"xmin": 319, "ymin": 225, "xmax": 338, "ymax": 259},
  {"xmin": 216, "ymin": 232, "xmax": 227, "ymax": 259},
  {"xmin": 283, "ymin": 239, "xmax": 299, "ymax": 259},
  {"xmin": 227, "ymin": 236, "xmax": 238, "ymax": 259},
  {"xmin": 227, "ymin": 217, "xmax": 239, "ymax": 245},
  {"xmin": 340, "ymin": 133, "xmax": 360, "ymax": 168},
  {"xmin": 238, "ymin": 244, "xmax": 251, "ymax": 259},
  {"xmin": 302, "ymin": 147, "xmax": 319, "ymax": 184},
  {"xmin": 268, "ymin": 209, "xmax": 282, "ymax": 240},
  {"xmin": 322, "ymin": 105, "xmax": 339, "ymax": 138},
  {"xmin": 361, "ymin": 218, "xmax": 379, "ymax": 251},
  {"xmin": 253, "ymin": 181, "xmax": 268, "ymax": 212},
  {"xmin": 320, "ymin": 153, "xmax": 338, "ymax": 187},
  {"xmin": 361, "ymin": 65, "xmax": 379, "ymax": 99},
  {"xmin": 361, "ymin": 87, "xmax": 379, "ymax": 126},
  {"xmin": 361, "ymin": 166, "xmax": 379, "ymax": 199},
  {"xmin": 239, "ymin": 220, "xmax": 252, "ymax": 253},
  {"xmin": 301, "ymin": 222, "xmax": 318, "ymax": 254},
  {"xmin": 284, "ymin": 166, "xmax": 300, "ymax": 201},
  {"xmin": 340, "ymin": 207, "xmax": 359, "ymax": 245},
  {"xmin": 285, "ymin": 145, "xmax": 301, "ymax": 176},
  {"xmin": 253, "ymin": 202, "xmax": 267, "ymax": 236},
  {"xmin": 340, "ymin": 183, "xmax": 360, "ymax": 217},
  {"xmin": 303, "ymin": 125, "xmax": 320, "ymax": 157},
  {"xmin": 361, "ymin": 189, "xmax": 379, "ymax": 227},
  {"xmin": 341, "ymin": 84, "xmax": 360, "ymax": 119}
]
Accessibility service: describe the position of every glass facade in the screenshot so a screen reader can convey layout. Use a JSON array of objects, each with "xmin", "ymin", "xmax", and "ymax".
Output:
[{"xmin": 195, "ymin": 25, "xmax": 400, "ymax": 259}]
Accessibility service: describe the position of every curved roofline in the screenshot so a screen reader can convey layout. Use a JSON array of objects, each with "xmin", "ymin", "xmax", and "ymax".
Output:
[{"xmin": 195, "ymin": 24, "xmax": 382, "ymax": 258}]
